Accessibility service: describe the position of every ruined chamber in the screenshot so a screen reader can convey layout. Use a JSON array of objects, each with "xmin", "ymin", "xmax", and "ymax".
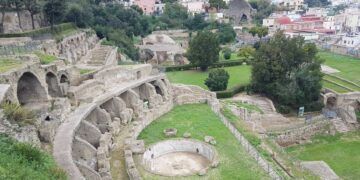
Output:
[{"xmin": 141, "ymin": 139, "xmax": 218, "ymax": 177}]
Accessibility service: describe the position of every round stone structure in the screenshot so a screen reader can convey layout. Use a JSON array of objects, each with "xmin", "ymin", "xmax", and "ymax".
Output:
[{"xmin": 142, "ymin": 139, "xmax": 218, "ymax": 177}]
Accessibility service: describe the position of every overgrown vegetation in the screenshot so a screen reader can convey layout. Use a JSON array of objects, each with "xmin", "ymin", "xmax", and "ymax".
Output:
[
  {"xmin": 0, "ymin": 59, "xmax": 23, "ymax": 73},
  {"xmin": 249, "ymin": 0, "xmax": 277, "ymax": 25},
  {"xmin": 35, "ymin": 52, "xmax": 57, "ymax": 64},
  {"xmin": 0, "ymin": 134, "xmax": 67, "ymax": 180},
  {"xmin": 251, "ymin": 31, "xmax": 323, "ymax": 112},
  {"xmin": 1, "ymin": 102, "xmax": 35, "ymax": 126}
]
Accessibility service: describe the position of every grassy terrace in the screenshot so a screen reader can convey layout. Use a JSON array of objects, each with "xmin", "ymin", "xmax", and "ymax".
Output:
[
  {"xmin": 287, "ymin": 132, "xmax": 360, "ymax": 180},
  {"xmin": 138, "ymin": 104, "xmax": 269, "ymax": 179},
  {"xmin": 166, "ymin": 65, "xmax": 251, "ymax": 90},
  {"xmin": 0, "ymin": 134, "xmax": 66, "ymax": 179},
  {"xmin": 323, "ymin": 75, "xmax": 360, "ymax": 92},
  {"xmin": 322, "ymin": 81, "xmax": 351, "ymax": 93},
  {"xmin": 319, "ymin": 51, "xmax": 360, "ymax": 86},
  {"xmin": 0, "ymin": 59, "xmax": 23, "ymax": 73}
]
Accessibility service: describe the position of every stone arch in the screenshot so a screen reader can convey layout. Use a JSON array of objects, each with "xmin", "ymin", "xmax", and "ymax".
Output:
[
  {"xmin": 326, "ymin": 96, "xmax": 337, "ymax": 109},
  {"xmin": 60, "ymin": 74, "xmax": 70, "ymax": 84},
  {"xmin": 17, "ymin": 72, "xmax": 47, "ymax": 105},
  {"xmin": 46, "ymin": 72, "xmax": 61, "ymax": 97}
]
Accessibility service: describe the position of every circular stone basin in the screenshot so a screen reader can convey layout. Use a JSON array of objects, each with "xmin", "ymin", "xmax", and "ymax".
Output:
[{"xmin": 142, "ymin": 139, "xmax": 218, "ymax": 177}]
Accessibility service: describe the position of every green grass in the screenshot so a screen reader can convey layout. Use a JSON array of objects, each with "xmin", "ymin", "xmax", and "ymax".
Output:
[
  {"xmin": 166, "ymin": 65, "xmax": 251, "ymax": 90},
  {"xmin": 79, "ymin": 69, "xmax": 94, "ymax": 75},
  {"xmin": 323, "ymin": 75, "xmax": 360, "ymax": 91},
  {"xmin": 226, "ymin": 100, "xmax": 264, "ymax": 114},
  {"xmin": 35, "ymin": 52, "xmax": 57, "ymax": 65},
  {"xmin": 322, "ymin": 80, "xmax": 351, "ymax": 93},
  {"xmin": 138, "ymin": 104, "xmax": 269, "ymax": 179},
  {"xmin": 0, "ymin": 59, "xmax": 23, "ymax": 73},
  {"xmin": 286, "ymin": 132, "xmax": 360, "ymax": 180},
  {"xmin": 0, "ymin": 134, "xmax": 67, "ymax": 180},
  {"xmin": 319, "ymin": 51, "xmax": 360, "ymax": 86}
]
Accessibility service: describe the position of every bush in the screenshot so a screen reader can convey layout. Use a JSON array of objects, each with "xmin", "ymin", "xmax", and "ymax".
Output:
[
  {"xmin": 224, "ymin": 51, "xmax": 231, "ymax": 60},
  {"xmin": 1, "ymin": 102, "xmax": 35, "ymax": 126},
  {"xmin": 278, "ymin": 105, "xmax": 291, "ymax": 114},
  {"xmin": 205, "ymin": 69, "xmax": 230, "ymax": 91},
  {"xmin": 304, "ymin": 101, "xmax": 324, "ymax": 112},
  {"xmin": 165, "ymin": 60, "xmax": 246, "ymax": 72},
  {"xmin": 223, "ymin": 48, "xmax": 232, "ymax": 60}
]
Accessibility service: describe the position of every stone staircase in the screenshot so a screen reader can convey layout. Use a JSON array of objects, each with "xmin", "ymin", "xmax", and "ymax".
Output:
[
  {"xmin": 87, "ymin": 46, "xmax": 113, "ymax": 65},
  {"xmin": 331, "ymin": 118, "xmax": 350, "ymax": 133},
  {"xmin": 256, "ymin": 101, "xmax": 275, "ymax": 114}
]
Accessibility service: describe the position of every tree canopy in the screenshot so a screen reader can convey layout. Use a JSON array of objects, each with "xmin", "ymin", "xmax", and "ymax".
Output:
[
  {"xmin": 187, "ymin": 31, "xmax": 220, "ymax": 71},
  {"xmin": 251, "ymin": 31, "xmax": 323, "ymax": 111}
]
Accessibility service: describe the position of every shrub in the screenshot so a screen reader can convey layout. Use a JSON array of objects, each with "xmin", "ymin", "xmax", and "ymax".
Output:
[
  {"xmin": 205, "ymin": 69, "xmax": 230, "ymax": 91},
  {"xmin": 304, "ymin": 101, "xmax": 324, "ymax": 112},
  {"xmin": 224, "ymin": 51, "xmax": 231, "ymax": 60},
  {"xmin": 278, "ymin": 105, "xmax": 291, "ymax": 114},
  {"xmin": 1, "ymin": 102, "xmax": 35, "ymax": 125},
  {"xmin": 223, "ymin": 48, "xmax": 232, "ymax": 60}
]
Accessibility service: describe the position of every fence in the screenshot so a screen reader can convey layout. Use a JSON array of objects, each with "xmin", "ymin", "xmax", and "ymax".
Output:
[{"xmin": 208, "ymin": 100, "xmax": 283, "ymax": 179}]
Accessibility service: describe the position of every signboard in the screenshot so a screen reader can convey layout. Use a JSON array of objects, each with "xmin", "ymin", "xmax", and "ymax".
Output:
[{"xmin": 298, "ymin": 106, "xmax": 305, "ymax": 117}]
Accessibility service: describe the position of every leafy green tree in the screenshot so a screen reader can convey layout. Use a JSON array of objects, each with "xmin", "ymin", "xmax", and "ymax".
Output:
[
  {"xmin": 251, "ymin": 31, "xmax": 323, "ymax": 110},
  {"xmin": 43, "ymin": 0, "xmax": 67, "ymax": 28},
  {"xmin": 248, "ymin": 26, "xmax": 268, "ymax": 39},
  {"xmin": 161, "ymin": 3, "xmax": 188, "ymax": 28},
  {"xmin": 217, "ymin": 23, "xmax": 236, "ymax": 44},
  {"xmin": 184, "ymin": 14, "xmax": 208, "ymax": 30},
  {"xmin": 249, "ymin": 0, "xmax": 276, "ymax": 25},
  {"xmin": 222, "ymin": 47, "xmax": 232, "ymax": 60},
  {"xmin": 187, "ymin": 31, "xmax": 220, "ymax": 71},
  {"xmin": 65, "ymin": 4, "xmax": 93, "ymax": 28},
  {"xmin": 205, "ymin": 69, "xmax": 230, "ymax": 91},
  {"xmin": 24, "ymin": 0, "xmax": 41, "ymax": 29},
  {"xmin": 209, "ymin": 0, "xmax": 227, "ymax": 9},
  {"xmin": 237, "ymin": 46, "xmax": 255, "ymax": 59},
  {"xmin": 305, "ymin": 0, "xmax": 330, "ymax": 7}
]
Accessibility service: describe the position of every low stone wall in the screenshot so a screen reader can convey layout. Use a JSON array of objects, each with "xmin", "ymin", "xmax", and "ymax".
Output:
[
  {"xmin": 142, "ymin": 139, "xmax": 218, "ymax": 174},
  {"xmin": 273, "ymin": 120, "xmax": 331, "ymax": 147}
]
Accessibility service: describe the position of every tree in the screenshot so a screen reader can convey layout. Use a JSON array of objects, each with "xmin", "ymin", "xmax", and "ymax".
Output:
[
  {"xmin": 248, "ymin": 26, "xmax": 268, "ymax": 39},
  {"xmin": 24, "ymin": 0, "xmax": 41, "ymax": 29},
  {"xmin": 187, "ymin": 31, "xmax": 220, "ymax": 71},
  {"xmin": 43, "ymin": 0, "xmax": 66, "ymax": 29},
  {"xmin": 209, "ymin": 0, "xmax": 227, "ymax": 9},
  {"xmin": 13, "ymin": 0, "xmax": 25, "ymax": 29},
  {"xmin": 65, "ymin": 4, "xmax": 93, "ymax": 28},
  {"xmin": 249, "ymin": 0, "xmax": 276, "ymax": 25},
  {"xmin": 0, "ymin": 0, "xmax": 10, "ymax": 33},
  {"xmin": 251, "ymin": 31, "xmax": 323, "ymax": 110},
  {"xmin": 184, "ymin": 14, "xmax": 208, "ymax": 30},
  {"xmin": 237, "ymin": 46, "xmax": 255, "ymax": 59},
  {"xmin": 217, "ymin": 23, "xmax": 236, "ymax": 44},
  {"xmin": 304, "ymin": 0, "xmax": 330, "ymax": 7},
  {"xmin": 205, "ymin": 69, "xmax": 230, "ymax": 91},
  {"xmin": 222, "ymin": 47, "xmax": 232, "ymax": 60}
]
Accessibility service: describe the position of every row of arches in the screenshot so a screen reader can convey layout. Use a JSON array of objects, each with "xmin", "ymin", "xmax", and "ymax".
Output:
[{"xmin": 16, "ymin": 71, "xmax": 70, "ymax": 105}]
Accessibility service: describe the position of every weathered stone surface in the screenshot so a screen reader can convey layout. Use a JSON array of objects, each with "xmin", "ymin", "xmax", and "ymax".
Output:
[
  {"xmin": 131, "ymin": 140, "xmax": 145, "ymax": 154},
  {"xmin": 204, "ymin": 136, "xmax": 215, "ymax": 143},
  {"xmin": 163, "ymin": 128, "xmax": 177, "ymax": 137},
  {"xmin": 198, "ymin": 168, "xmax": 207, "ymax": 176},
  {"xmin": 183, "ymin": 132, "xmax": 191, "ymax": 138}
]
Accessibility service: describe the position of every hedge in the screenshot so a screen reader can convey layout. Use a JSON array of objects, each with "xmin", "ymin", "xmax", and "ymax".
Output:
[
  {"xmin": 215, "ymin": 84, "xmax": 248, "ymax": 99},
  {"xmin": 0, "ymin": 23, "xmax": 76, "ymax": 38},
  {"xmin": 165, "ymin": 59, "xmax": 251, "ymax": 72}
]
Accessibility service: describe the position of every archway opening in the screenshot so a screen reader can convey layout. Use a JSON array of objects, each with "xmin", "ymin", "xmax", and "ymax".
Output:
[
  {"xmin": 46, "ymin": 72, "xmax": 61, "ymax": 97},
  {"xmin": 60, "ymin": 74, "xmax": 69, "ymax": 84},
  {"xmin": 17, "ymin": 72, "xmax": 47, "ymax": 105}
]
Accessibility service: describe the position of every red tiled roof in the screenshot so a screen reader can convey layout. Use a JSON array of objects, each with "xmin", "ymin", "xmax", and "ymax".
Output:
[{"xmin": 276, "ymin": 16, "xmax": 291, "ymax": 25}]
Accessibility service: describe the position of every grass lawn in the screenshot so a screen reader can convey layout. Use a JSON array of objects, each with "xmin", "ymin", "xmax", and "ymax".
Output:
[
  {"xmin": 323, "ymin": 75, "xmax": 360, "ymax": 91},
  {"xmin": 0, "ymin": 59, "xmax": 23, "ymax": 73},
  {"xmin": 319, "ymin": 51, "xmax": 360, "ymax": 85},
  {"xmin": 166, "ymin": 65, "xmax": 251, "ymax": 90},
  {"xmin": 322, "ymin": 81, "xmax": 351, "ymax": 93},
  {"xmin": 286, "ymin": 132, "xmax": 360, "ymax": 180},
  {"xmin": 0, "ymin": 134, "xmax": 66, "ymax": 179},
  {"xmin": 138, "ymin": 104, "xmax": 269, "ymax": 179}
]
